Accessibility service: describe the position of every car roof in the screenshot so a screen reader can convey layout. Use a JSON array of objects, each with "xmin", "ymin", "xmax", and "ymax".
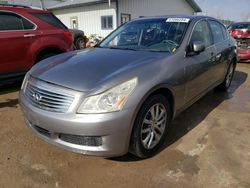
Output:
[
  {"xmin": 232, "ymin": 22, "xmax": 250, "ymax": 25},
  {"xmin": 132, "ymin": 15, "xmax": 217, "ymax": 22}
]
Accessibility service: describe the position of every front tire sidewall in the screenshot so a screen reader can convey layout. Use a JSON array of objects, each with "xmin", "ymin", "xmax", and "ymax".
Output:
[{"xmin": 130, "ymin": 95, "xmax": 171, "ymax": 158}]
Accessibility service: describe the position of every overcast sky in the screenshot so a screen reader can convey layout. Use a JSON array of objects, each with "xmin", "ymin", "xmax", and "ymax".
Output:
[{"xmin": 196, "ymin": 0, "xmax": 250, "ymax": 21}]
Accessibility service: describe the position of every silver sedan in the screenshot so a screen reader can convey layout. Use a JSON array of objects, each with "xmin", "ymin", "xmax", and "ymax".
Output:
[{"xmin": 19, "ymin": 15, "xmax": 237, "ymax": 158}]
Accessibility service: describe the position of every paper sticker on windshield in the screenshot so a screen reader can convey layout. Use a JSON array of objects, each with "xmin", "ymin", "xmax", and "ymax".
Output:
[{"xmin": 166, "ymin": 18, "xmax": 190, "ymax": 23}]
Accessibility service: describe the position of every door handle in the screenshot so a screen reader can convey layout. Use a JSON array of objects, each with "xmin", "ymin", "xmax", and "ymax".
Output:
[
  {"xmin": 209, "ymin": 52, "xmax": 215, "ymax": 62},
  {"xmin": 216, "ymin": 53, "xmax": 221, "ymax": 61},
  {"xmin": 24, "ymin": 34, "xmax": 36, "ymax": 38}
]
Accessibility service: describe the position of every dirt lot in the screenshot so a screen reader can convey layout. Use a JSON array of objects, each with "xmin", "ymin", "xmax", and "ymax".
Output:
[{"xmin": 0, "ymin": 63, "xmax": 250, "ymax": 188}]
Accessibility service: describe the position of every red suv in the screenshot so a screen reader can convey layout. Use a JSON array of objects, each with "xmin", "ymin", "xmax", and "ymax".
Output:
[
  {"xmin": 228, "ymin": 22, "xmax": 250, "ymax": 62},
  {"xmin": 0, "ymin": 4, "xmax": 73, "ymax": 81}
]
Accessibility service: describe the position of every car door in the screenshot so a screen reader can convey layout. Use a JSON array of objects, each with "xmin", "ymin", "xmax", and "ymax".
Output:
[
  {"xmin": 184, "ymin": 19, "xmax": 216, "ymax": 103},
  {"xmin": 0, "ymin": 11, "xmax": 36, "ymax": 75},
  {"xmin": 208, "ymin": 20, "xmax": 231, "ymax": 82}
]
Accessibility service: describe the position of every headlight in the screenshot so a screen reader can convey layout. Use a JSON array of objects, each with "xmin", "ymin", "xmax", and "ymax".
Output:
[
  {"xmin": 77, "ymin": 78, "xmax": 137, "ymax": 114},
  {"xmin": 21, "ymin": 71, "xmax": 30, "ymax": 90}
]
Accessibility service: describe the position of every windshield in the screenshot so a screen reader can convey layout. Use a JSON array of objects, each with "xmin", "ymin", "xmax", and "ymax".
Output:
[{"xmin": 99, "ymin": 18, "xmax": 189, "ymax": 52}]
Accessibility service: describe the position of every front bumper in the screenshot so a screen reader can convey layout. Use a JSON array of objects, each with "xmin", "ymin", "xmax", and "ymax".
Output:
[
  {"xmin": 19, "ymin": 90, "xmax": 136, "ymax": 157},
  {"xmin": 238, "ymin": 52, "xmax": 250, "ymax": 62},
  {"xmin": 236, "ymin": 41, "xmax": 250, "ymax": 62}
]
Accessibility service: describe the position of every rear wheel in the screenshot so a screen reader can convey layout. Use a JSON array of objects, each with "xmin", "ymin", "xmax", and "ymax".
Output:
[
  {"xmin": 75, "ymin": 37, "xmax": 86, "ymax": 49},
  {"xmin": 130, "ymin": 95, "xmax": 171, "ymax": 158},
  {"xmin": 216, "ymin": 61, "xmax": 235, "ymax": 91}
]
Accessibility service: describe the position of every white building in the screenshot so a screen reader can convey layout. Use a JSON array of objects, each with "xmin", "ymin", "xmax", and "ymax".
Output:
[{"xmin": 48, "ymin": 0, "xmax": 202, "ymax": 37}]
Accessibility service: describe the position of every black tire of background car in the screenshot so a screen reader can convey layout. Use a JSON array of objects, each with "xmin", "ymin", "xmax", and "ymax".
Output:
[{"xmin": 75, "ymin": 37, "xmax": 86, "ymax": 50}]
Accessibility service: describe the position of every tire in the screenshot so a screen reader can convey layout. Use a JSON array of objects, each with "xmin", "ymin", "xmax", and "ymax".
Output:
[
  {"xmin": 216, "ymin": 61, "xmax": 236, "ymax": 91},
  {"xmin": 130, "ymin": 94, "xmax": 171, "ymax": 158},
  {"xmin": 75, "ymin": 37, "xmax": 86, "ymax": 49}
]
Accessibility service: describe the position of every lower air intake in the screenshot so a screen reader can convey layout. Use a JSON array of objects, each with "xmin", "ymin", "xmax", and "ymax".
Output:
[{"xmin": 59, "ymin": 134, "xmax": 102, "ymax": 146}]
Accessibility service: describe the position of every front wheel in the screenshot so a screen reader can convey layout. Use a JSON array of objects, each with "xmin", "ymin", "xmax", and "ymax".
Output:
[
  {"xmin": 130, "ymin": 95, "xmax": 171, "ymax": 158},
  {"xmin": 216, "ymin": 61, "xmax": 235, "ymax": 91}
]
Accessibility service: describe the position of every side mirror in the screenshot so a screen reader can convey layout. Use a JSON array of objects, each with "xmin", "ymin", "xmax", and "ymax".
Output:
[{"xmin": 187, "ymin": 41, "xmax": 205, "ymax": 55}]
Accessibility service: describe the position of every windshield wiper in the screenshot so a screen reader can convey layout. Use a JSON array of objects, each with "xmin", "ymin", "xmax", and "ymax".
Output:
[{"xmin": 108, "ymin": 46, "xmax": 139, "ymax": 51}]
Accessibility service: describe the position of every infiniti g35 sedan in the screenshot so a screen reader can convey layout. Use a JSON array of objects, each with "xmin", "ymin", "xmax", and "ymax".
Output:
[{"xmin": 19, "ymin": 16, "xmax": 237, "ymax": 158}]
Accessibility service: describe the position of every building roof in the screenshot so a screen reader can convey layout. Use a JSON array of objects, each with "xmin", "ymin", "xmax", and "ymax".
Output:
[
  {"xmin": 48, "ymin": 0, "xmax": 202, "ymax": 12},
  {"xmin": 7, "ymin": 0, "xmax": 62, "ymax": 8},
  {"xmin": 48, "ymin": 0, "xmax": 109, "ymax": 10}
]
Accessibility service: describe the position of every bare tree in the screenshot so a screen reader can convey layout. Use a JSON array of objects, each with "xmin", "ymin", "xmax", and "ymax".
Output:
[
  {"xmin": 241, "ymin": 12, "xmax": 250, "ymax": 21},
  {"xmin": 40, "ymin": 0, "xmax": 44, "ymax": 9},
  {"xmin": 213, "ymin": 8, "xmax": 225, "ymax": 20}
]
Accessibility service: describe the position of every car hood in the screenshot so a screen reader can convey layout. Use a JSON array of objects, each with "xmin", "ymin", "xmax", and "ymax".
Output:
[{"xmin": 30, "ymin": 48, "xmax": 169, "ymax": 92}]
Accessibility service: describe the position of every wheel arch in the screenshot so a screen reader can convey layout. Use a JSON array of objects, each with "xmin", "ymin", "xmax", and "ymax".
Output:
[
  {"xmin": 146, "ymin": 87, "xmax": 175, "ymax": 120},
  {"xmin": 35, "ymin": 47, "xmax": 65, "ymax": 63},
  {"xmin": 132, "ymin": 84, "xmax": 176, "ymax": 124},
  {"xmin": 127, "ymin": 85, "xmax": 176, "ymax": 150},
  {"xmin": 127, "ymin": 84, "xmax": 176, "ymax": 155}
]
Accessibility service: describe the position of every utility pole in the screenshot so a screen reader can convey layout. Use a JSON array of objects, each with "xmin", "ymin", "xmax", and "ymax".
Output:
[{"xmin": 40, "ymin": 0, "xmax": 45, "ymax": 9}]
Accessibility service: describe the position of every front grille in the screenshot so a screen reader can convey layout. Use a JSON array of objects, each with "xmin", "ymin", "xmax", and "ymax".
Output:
[
  {"xmin": 34, "ymin": 125, "xmax": 51, "ymax": 138},
  {"xmin": 25, "ymin": 83, "xmax": 74, "ymax": 113},
  {"xmin": 59, "ymin": 134, "xmax": 102, "ymax": 146}
]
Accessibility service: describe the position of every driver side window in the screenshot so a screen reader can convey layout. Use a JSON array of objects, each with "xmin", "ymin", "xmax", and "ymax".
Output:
[{"xmin": 190, "ymin": 20, "xmax": 212, "ymax": 48}]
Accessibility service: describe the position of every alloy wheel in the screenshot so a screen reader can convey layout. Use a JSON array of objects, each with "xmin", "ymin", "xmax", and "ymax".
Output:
[
  {"xmin": 141, "ymin": 103, "xmax": 167, "ymax": 150},
  {"xmin": 226, "ymin": 63, "xmax": 234, "ymax": 87}
]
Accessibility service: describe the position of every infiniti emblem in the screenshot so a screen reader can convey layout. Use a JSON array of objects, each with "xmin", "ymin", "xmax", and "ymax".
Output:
[{"xmin": 32, "ymin": 92, "xmax": 42, "ymax": 102}]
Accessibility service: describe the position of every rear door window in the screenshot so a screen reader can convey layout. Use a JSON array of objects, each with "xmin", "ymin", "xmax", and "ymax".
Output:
[
  {"xmin": 208, "ymin": 20, "xmax": 225, "ymax": 44},
  {"xmin": 31, "ymin": 13, "xmax": 67, "ymax": 29},
  {"xmin": 0, "ymin": 12, "xmax": 35, "ymax": 31}
]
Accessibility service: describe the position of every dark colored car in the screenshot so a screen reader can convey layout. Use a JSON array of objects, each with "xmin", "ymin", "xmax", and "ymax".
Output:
[
  {"xmin": 70, "ymin": 29, "xmax": 87, "ymax": 50},
  {"xmin": 19, "ymin": 16, "xmax": 237, "ymax": 158},
  {"xmin": 0, "ymin": 4, "xmax": 73, "ymax": 83},
  {"xmin": 228, "ymin": 22, "xmax": 250, "ymax": 62}
]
